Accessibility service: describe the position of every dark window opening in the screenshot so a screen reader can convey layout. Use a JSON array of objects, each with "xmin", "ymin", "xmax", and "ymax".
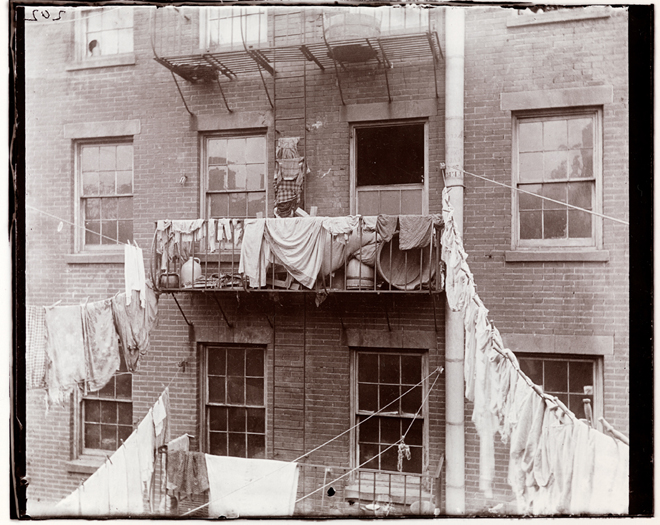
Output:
[{"xmin": 356, "ymin": 124, "xmax": 424, "ymax": 187}]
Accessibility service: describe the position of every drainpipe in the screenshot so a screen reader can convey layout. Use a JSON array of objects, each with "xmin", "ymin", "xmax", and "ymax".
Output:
[{"xmin": 444, "ymin": 6, "xmax": 465, "ymax": 515}]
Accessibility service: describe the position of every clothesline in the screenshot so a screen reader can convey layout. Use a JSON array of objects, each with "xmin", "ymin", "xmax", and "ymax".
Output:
[
  {"xmin": 181, "ymin": 366, "xmax": 443, "ymax": 516},
  {"xmin": 26, "ymin": 204, "xmax": 137, "ymax": 248},
  {"xmin": 449, "ymin": 167, "xmax": 629, "ymax": 226}
]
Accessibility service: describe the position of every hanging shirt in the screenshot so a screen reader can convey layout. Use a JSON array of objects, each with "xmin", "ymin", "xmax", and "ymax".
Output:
[
  {"xmin": 44, "ymin": 305, "xmax": 86, "ymax": 406},
  {"xmin": 205, "ymin": 455, "xmax": 300, "ymax": 518},
  {"xmin": 82, "ymin": 298, "xmax": 121, "ymax": 392},
  {"xmin": 240, "ymin": 218, "xmax": 270, "ymax": 288},
  {"xmin": 264, "ymin": 217, "xmax": 326, "ymax": 289},
  {"xmin": 26, "ymin": 305, "xmax": 47, "ymax": 390},
  {"xmin": 463, "ymin": 290, "xmax": 479, "ymax": 402},
  {"xmin": 588, "ymin": 428, "xmax": 629, "ymax": 514},
  {"xmin": 441, "ymin": 189, "xmax": 472, "ymax": 312},
  {"xmin": 124, "ymin": 244, "xmax": 146, "ymax": 307},
  {"xmin": 167, "ymin": 450, "xmax": 209, "ymax": 498}
]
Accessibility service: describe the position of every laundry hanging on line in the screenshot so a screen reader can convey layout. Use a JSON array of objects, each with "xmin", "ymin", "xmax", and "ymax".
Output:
[{"xmin": 440, "ymin": 186, "xmax": 629, "ymax": 515}]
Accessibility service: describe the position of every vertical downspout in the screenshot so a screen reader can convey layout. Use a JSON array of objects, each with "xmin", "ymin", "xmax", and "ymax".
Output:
[{"xmin": 444, "ymin": 6, "xmax": 466, "ymax": 515}]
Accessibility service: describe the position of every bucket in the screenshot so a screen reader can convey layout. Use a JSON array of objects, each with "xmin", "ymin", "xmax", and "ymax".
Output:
[
  {"xmin": 376, "ymin": 233, "xmax": 434, "ymax": 290},
  {"xmin": 180, "ymin": 257, "xmax": 202, "ymax": 287},
  {"xmin": 346, "ymin": 258, "xmax": 374, "ymax": 290},
  {"xmin": 324, "ymin": 13, "xmax": 381, "ymax": 41}
]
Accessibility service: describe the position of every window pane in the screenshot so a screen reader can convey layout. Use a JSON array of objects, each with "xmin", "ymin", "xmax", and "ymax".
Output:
[
  {"xmin": 116, "ymin": 145, "xmax": 132, "ymax": 170},
  {"xmin": 519, "ymin": 152, "xmax": 543, "ymax": 182},
  {"xmin": 227, "ymin": 377, "xmax": 244, "ymax": 405},
  {"xmin": 380, "ymin": 190, "xmax": 401, "ymax": 215},
  {"xmin": 359, "ymin": 443, "xmax": 379, "ymax": 469},
  {"xmin": 544, "ymin": 210, "xmax": 567, "ymax": 239},
  {"xmin": 116, "ymin": 171, "xmax": 132, "ymax": 194},
  {"xmin": 359, "ymin": 354, "xmax": 378, "ymax": 383},
  {"xmin": 232, "ymin": 165, "xmax": 248, "ymax": 190},
  {"xmin": 227, "ymin": 139, "xmax": 245, "ymax": 165},
  {"xmin": 99, "ymin": 146, "xmax": 116, "ymax": 170},
  {"xmin": 101, "ymin": 221, "xmax": 118, "ymax": 244},
  {"xmin": 117, "ymin": 197, "xmax": 133, "ymax": 218},
  {"xmin": 381, "ymin": 446, "xmax": 398, "ymax": 472},
  {"xmin": 85, "ymin": 198, "xmax": 100, "ymax": 219},
  {"xmin": 227, "ymin": 348, "xmax": 245, "ymax": 376},
  {"xmin": 102, "ymin": 30, "xmax": 119, "ymax": 55},
  {"xmin": 246, "ymin": 408, "xmax": 265, "ymax": 433},
  {"xmin": 569, "ymin": 394, "xmax": 592, "ymax": 419},
  {"xmin": 245, "ymin": 349, "xmax": 263, "ymax": 377},
  {"xmin": 406, "ymin": 418, "xmax": 423, "ymax": 446},
  {"xmin": 544, "ymin": 361, "xmax": 568, "ymax": 393},
  {"xmin": 400, "ymin": 355, "xmax": 421, "ymax": 385},
  {"xmin": 247, "ymin": 434, "xmax": 265, "ymax": 459},
  {"xmin": 229, "ymin": 193, "xmax": 247, "ymax": 217},
  {"xmin": 519, "ymin": 121, "xmax": 543, "ymax": 152},
  {"xmin": 101, "ymin": 425, "xmax": 117, "ymax": 450},
  {"xmin": 97, "ymin": 378, "xmax": 115, "ymax": 398},
  {"xmin": 100, "ymin": 401, "xmax": 117, "ymax": 424},
  {"xmin": 379, "ymin": 384, "xmax": 399, "ymax": 411},
  {"xmin": 247, "ymin": 192, "xmax": 266, "ymax": 218},
  {"xmin": 400, "ymin": 189, "xmax": 423, "ymax": 215},
  {"xmin": 209, "ymin": 193, "xmax": 229, "ymax": 218},
  {"xmin": 85, "ymin": 424, "xmax": 100, "ymax": 449},
  {"xmin": 117, "ymin": 220, "xmax": 133, "ymax": 245},
  {"xmin": 568, "ymin": 210, "xmax": 592, "ymax": 238},
  {"xmin": 209, "ymin": 376, "xmax": 225, "ymax": 403},
  {"xmin": 115, "ymin": 374, "xmax": 131, "ymax": 399},
  {"xmin": 379, "ymin": 354, "xmax": 400, "ymax": 384},
  {"xmin": 568, "ymin": 182, "xmax": 592, "ymax": 209},
  {"xmin": 246, "ymin": 164, "xmax": 265, "ymax": 191},
  {"xmin": 519, "ymin": 185, "xmax": 542, "ymax": 211},
  {"xmin": 85, "ymin": 399, "xmax": 100, "ymax": 422},
  {"xmin": 82, "ymin": 146, "xmax": 99, "ymax": 171},
  {"xmin": 118, "ymin": 425, "xmax": 132, "ymax": 444},
  {"xmin": 543, "ymin": 151, "xmax": 568, "ymax": 180},
  {"xmin": 406, "ymin": 446, "xmax": 423, "ymax": 474},
  {"xmin": 208, "ymin": 167, "xmax": 227, "ymax": 191},
  {"xmin": 117, "ymin": 28, "xmax": 133, "ymax": 53},
  {"xmin": 380, "ymin": 417, "xmax": 400, "ymax": 444},
  {"xmin": 568, "ymin": 117, "xmax": 593, "ymax": 149},
  {"xmin": 118, "ymin": 404, "xmax": 132, "ymax": 425},
  {"xmin": 245, "ymin": 377, "xmax": 263, "ymax": 405},
  {"xmin": 401, "ymin": 385, "xmax": 422, "ymax": 414},
  {"xmin": 519, "ymin": 211, "xmax": 542, "ymax": 239},
  {"xmin": 358, "ymin": 191, "xmax": 380, "ymax": 215},
  {"xmin": 85, "ymin": 221, "xmax": 101, "ymax": 245},
  {"xmin": 228, "ymin": 407, "xmax": 246, "ymax": 432},
  {"xmin": 359, "ymin": 383, "xmax": 378, "ymax": 412},
  {"xmin": 569, "ymin": 149, "xmax": 593, "ymax": 179},
  {"xmin": 568, "ymin": 361, "xmax": 594, "ymax": 394},
  {"xmin": 519, "ymin": 358, "xmax": 543, "ymax": 386},
  {"xmin": 102, "ymin": 198, "xmax": 118, "ymax": 219},
  {"xmin": 228, "ymin": 433, "xmax": 246, "ymax": 457},
  {"xmin": 359, "ymin": 415, "xmax": 379, "ymax": 443},
  {"xmin": 208, "ymin": 139, "xmax": 227, "ymax": 165},
  {"xmin": 543, "ymin": 120, "xmax": 567, "ymax": 151},
  {"xmin": 209, "ymin": 348, "xmax": 226, "ymax": 375},
  {"xmin": 82, "ymin": 171, "xmax": 99, "ymax": 196},
  {"xmin": 209, "ymin": 406, "xmax": 227, "ymax": 431},
  {"xmin": 542, "ymin": 183, "xmax": 567, "ymax": 210},
  {"xmin": 209, "ymin": 432, "xmax": 227, "ymax": 456},
  {"xmin": 99, "ymin": 171, "xmax": 115, "ymax": 194},
  {"xmin": 245, "ymin": 137, "xmax": 265, "ymax": 163}
]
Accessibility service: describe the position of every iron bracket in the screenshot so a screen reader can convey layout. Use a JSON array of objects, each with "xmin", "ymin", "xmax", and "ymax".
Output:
[
  {"xmin": 169, "ymin": 70, "xmax": 195, "ymax": 117},
  {"xmin": 212, "ymin": 294, "xmax": 234, "ymax": 329},
  {"xmin": 321, "ymin": 14, "xmax": 346, "ymax": 105},
  {"xmin": 300, "ymin": 45, "xmax": 325, "ymax": 70},
  {"xmin": 215, "ymin": 78, "xmax": 233, "ymax": 113},
  {"xmin": 171, "ymin": 293, "xmax": 195, "ymax": 341}
]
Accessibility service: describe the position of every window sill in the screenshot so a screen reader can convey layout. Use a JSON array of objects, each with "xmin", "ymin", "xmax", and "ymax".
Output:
[
  {"xmin": 505, "ymin": 250, "xmax": 610, "ymax": 262},
  {"xmin": 65, "ymin": 252, "xmax": 124, "ymax": 264},
  {"xmin": 66, "ymin": 455, "xmax": 106, "ymax": 475},
  {"xmin": 66, "ymin": 53, "xmax": 136, "ymax": 71},
  {"xmin": 507, "ymin": 7, "xmax": 611, "ymax": 28}
]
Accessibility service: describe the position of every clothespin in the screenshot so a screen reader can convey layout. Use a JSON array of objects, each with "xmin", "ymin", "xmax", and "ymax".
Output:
[
  {"xmin": 49, "ymin": 299, "xmax": 62, "ymax": 308},
  {"xmin": 106, "ymin": 454, "xmax": 113, "ymax": 465}
]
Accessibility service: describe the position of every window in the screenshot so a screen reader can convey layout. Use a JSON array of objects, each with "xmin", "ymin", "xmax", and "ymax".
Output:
[
  {"xmin": 354, "ymin": 350, "xmax": 426, "ymax": 473},
  {"xmin": 513, "ymin": 110, "xmax": 601, "ymax": 249},
  {"xmin": 203, "ymin": 345, "xmax": 266, "ymax": 459},
  {"xmin": 375, "ymin": 6, "xmax": 430, "ymax": 33},
  {"xmin": 353, "ymin": 122, "xmax": 427, "ymax": 215},
  {"xmin": 82, "ymin": 358, "xmax": 133, "ymax": 453},
  {"xmin": 202, "ymin": 7, "xmax": 267, "ymax": 51},
  {"xmin": 78, "ymin": 142, "xmax": 133, "ymax": 250},
  {"xmin": 76, "ymin": 7, "xmax": 133, "ymax": 60},
  {"xmin": 518, "ymin": 354, "xmax": 601, "ymax": 421},
  {"xmin": 203, "ymin": 135, "xmax": 267, "ymax": 219}
]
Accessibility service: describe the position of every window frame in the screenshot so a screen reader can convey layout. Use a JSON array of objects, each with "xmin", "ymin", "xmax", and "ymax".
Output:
[
  {"xmin": 350, "ymin": 120, "xmax": 429, "ymax": 216},
  {"xmin": 74, "ymin": 7, "xmax": 134, "ymax": 63},
  {"xmin": 200, "ymin": 6, "xmax": 268, "ymax": 52},
  {"xmin": 516, "ymin": 353, "xmax": 604, "ymax": 430},
  {"xmin": 374, "ymin": 6, "xmax": 431, "ymax": 35},
  {"xmin": 74, "ymin": 139, "xmax": 134, "ymax": 254},
  {"xmin": 199, "ymin": 344, "xmax": 268, "ymax": 459},
  {"xmin": 200, "ymin": 131, "xmax": 269, "ymax": 220},
  {"xmin": 350, "ymin": 348, "xmax": 429, "ymax": 475},
  {"xmin": 511, "ymin": 108, "xmax": 603, "ymax": 251}
]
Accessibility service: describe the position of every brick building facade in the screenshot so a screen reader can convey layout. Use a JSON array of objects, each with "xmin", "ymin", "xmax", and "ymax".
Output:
[{"xmin": 22, "ymin": 5, "xmax": 629, "ymax": 516}]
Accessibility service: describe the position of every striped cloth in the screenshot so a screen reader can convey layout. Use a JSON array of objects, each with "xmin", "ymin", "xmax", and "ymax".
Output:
[
  {"xmin": 26, "ymin": 305, "xmax": 47, "ymax": 389},
  {"xmin": 275, "ymin": 179, "xmax": 300, "ymax": 205}
]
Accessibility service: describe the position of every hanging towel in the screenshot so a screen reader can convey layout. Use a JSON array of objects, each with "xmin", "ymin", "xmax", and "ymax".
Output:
[
  {"xmin": 322, "ymin": 215, "xmax": 360, "ymax": 243},
  {"xmin": 122, "ymin": 434, "xmax": 146, "ymax": 515},
  {"xmin": 240, "ymin": 218, "xmax": 270, "ymax": 288},
  {"xmin": 171, "ymin": 219, "xmax": 205, "ymax": 236},
  {"xmin": 82, "ymin": 298, "xmax": 121, "ymax": 392},
  {"xmin": 136, "ymin": 408, "xmax": 155, "ymax": 497},
  {"xmin": 589, "ymin": 429, "xmax": 629, "ymax": 514},
  {"xmin": 361, "ymin": 216, "xmax": 378, "ymax": 232},
  {"xmin": 167, "ymin": 433, "xmax": 190, "ymax": 453},
  {"xmin": 264, "ymin": 217, "xmax": 326, "ymax": 289},
  {"xmin": 108, "ymin": 447, "xmax": 130, "ymax": 515},
  {"xmin": 206, "ymin": 219, "xmax": 217, "ymax": 252},
  {"xmin": 111, "ymin": 285, "xmax": 159, "ymax": 372},
  {"xmin": 376, "ymin": 214, "xmax": 398, "ymax": 243},
  {"xmin": 26, "ymin": 305, "xmax": 47, "ymax": 389},
  {"xmin": 205, "ymin": 455, "xmax": 299, "ymax": 518},
  {"xmin": 568, "ymin": 420, "xmax": 595, "ymax": 515},
  {"xmin": 154, "ymin": 388, "xmax": 170, "ymax": 448},
  {"xmin": 167, "ymin": 450, "xmax": 209, "ymax": 498},
  {"xmin": 44, "ymin": 305, "xmax": 86, "ymax": 406},
  {"xmin": 398, "ymin": 215, "xmax": 433, "ymax": 250},
  {"xmin": 124, "ymin": 244, "xmax": 146, "ymax": 307}
]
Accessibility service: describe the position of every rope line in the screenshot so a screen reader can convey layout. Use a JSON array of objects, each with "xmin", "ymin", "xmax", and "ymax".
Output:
[
  {"xmin": 455, "ymin": 167, "xmax": 629, "ymax": 226},
  {"xmin": 181, "ymin": 366, "xmax": 443, "ymax": 516}
]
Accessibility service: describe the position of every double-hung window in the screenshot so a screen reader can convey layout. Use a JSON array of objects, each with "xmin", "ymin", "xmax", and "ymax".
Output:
[
  {"xmin": 203, "ymin": 345, "xmax": 266, "ymax": 459},
  {"xmin": 202, "ymin": 7, "xmax": 267, "ymax": 51},
  {"xmin": 76, "ymin": 7, "xmax": 134, "ymax": 60},
  {"xmin": 375, "ymin": 6, "xmax": 430, "ymax": 33},
  {"xmin": 203, "ymin": 135, "xmax": 267, "ymax": 219},
  {"xmin": 513, "ymin": 110, "xmax": 602, "ymax": 249},
  {"xmin": 78, "ymin": 142, "xmax": 133, "ymax": 250},
  {"xmin": 355, "ymin": 350, "xmax": 426, "ymax": 474}
]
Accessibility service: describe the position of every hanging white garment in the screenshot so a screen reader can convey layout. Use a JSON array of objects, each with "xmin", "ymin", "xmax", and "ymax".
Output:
[
  {"xmin": 239, "ymin": 218, "xmax": 270, "ymax": 288},
  {"xmin": 124, "ymin": 244, "xmax": 146, "ymax": 307}
]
